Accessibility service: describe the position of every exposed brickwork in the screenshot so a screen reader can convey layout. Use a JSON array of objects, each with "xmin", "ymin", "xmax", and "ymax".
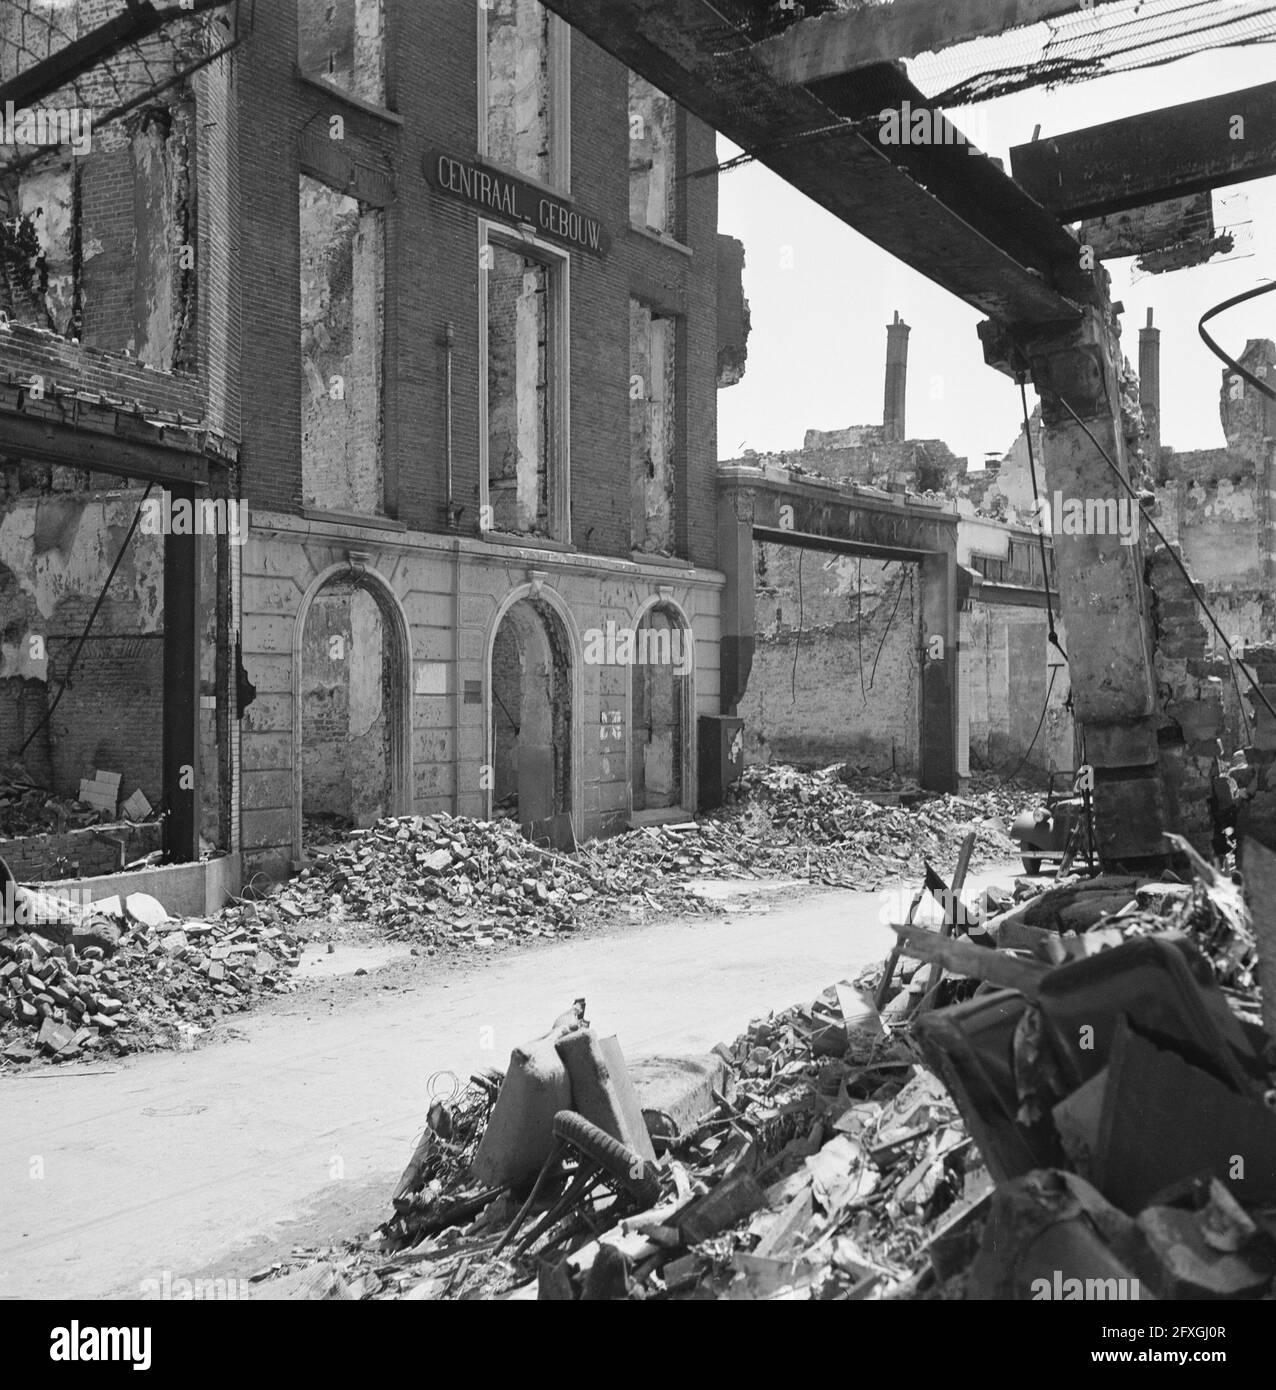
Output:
[
  {"xmin": 741, "ymin": 550, "xmax": 921, "ymax": 773},
  {"xmin": 237, "ymin": 3, "xmax": 719, "ymax": 560},
  {"xmin": 0, "ymin": 821, "xmax": 162, "ymax": 883},
  {"xmin": 0, "ymin": 323, "xmax": 204, "ymax": 420}
]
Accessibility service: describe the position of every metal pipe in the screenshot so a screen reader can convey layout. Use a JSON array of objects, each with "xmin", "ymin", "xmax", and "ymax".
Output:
[{"xmin": 442, "ymin": 320, "xmax": 456, "ymax": 524}]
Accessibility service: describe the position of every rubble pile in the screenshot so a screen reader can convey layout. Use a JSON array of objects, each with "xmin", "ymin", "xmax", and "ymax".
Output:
[
  {"xmin": 286, "ymin": 767, "xmax": 1028, "ymax": 941},
  {"xmin": 291, "ymin": 813, "xmax": 673, "ymax": 939},
  {"xmin": 0, "ymin": 889, "xmax": 304, "ymax": 1064},
  {"xmin": 709, "ymin": 763, "xmax": 1023, "ymax": 887},
  {"xmin": 0, "ymin": 768, "xmax": 110, "ymax": 839},
  {"xmin": 247, "ymin": 837, "xmax": 1276, "ymax": 1302}
]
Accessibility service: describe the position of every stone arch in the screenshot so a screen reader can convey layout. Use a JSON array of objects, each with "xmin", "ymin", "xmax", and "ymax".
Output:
[
  {"xmin": 291, "ymin": 561, "xmax": 413, "ymax": 863},
  {"xmin": 628, "ymin": 594, "xmax": 696, "ymax": 816},
  {"xmin": 483, "ymin": 581, "xmax": 582, "ymax": 840}
]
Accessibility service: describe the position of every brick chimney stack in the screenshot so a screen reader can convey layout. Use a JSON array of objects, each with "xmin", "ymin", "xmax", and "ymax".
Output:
[
  {"xmin": 884, "ymin": 310, "xmax": 911, "ymax": 443},
  {"xmin": 1139, "ymin": 307, "xmax": 1161, "ymax": 464}
]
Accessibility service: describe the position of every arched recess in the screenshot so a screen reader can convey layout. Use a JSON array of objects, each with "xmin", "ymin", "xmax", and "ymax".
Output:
[
  {"xmin": 291, "ymin": 561, "xmax": 413, "ymax": 863},
  {"xmin": 483, "ymin": 581, "xmax": 583, "ymax": 841},
  {"xmin": 628, "ymin": 594, "xmax": 697, "ymax": 819}
]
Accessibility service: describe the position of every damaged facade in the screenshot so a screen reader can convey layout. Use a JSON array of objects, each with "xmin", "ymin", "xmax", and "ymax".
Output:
[
  {"xmin": 237, "ymin": 0, "xmax": 741, "ymax": 871},
  {"xmin": 723, "ymin": 317, "xmax": 1075, "ymax": 786},
  {"xmin": 966, "ymin": 318, "xmax": 1276, "ymax": 850},
  {"xmin": 0, "ymin": 6, "xmax": 238, "ymax": 885},
  {"xmin": 1, "ymin": 0, "xmax": 747, "ymax": 884}
]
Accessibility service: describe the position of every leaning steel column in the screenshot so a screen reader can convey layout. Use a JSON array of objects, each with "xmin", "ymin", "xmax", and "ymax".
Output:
[{"xmin": 1016, "ymin": 304, "xmax": 1170, "ymax": 866}]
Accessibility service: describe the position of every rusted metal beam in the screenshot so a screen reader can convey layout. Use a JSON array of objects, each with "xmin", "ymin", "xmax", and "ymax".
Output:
[
  {"xmin": 540, "ymin": 0, "xmax": 1082, "ymax": 325},
  {"xmin": 1011, "ymin": 80, "xmax": 1276, "ymax": 221},
  {"xmin": 752, "ymin": 0, "xmax": 1127, "ymax": 85}
]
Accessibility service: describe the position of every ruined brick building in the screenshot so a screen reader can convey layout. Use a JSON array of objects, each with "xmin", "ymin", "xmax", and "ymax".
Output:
[
  {"xmin": 724, "ymin": 315, "xmax": 1074, "ymax": 787},
  {"xmin": 965, "ymin": 315, "xmax": 1276, "ymax": 846},
  {"xmin": 1, "ymin": 0, "xmax": 747, "ymax": 886}
]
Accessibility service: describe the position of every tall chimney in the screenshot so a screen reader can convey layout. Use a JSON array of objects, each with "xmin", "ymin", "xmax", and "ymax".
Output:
[
  {"xmin": 884, "ymin": 310, "xmax": 911, "ymax": 443},
  {"xmin": 1139, "ymin": 307, "xmax": 1161, "ymax": 463}
]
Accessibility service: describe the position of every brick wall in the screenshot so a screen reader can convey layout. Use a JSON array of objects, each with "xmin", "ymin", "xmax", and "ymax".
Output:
[
  {"xmin": 45, "ymin": 632, "xmax": 164, "ymax": 805},
  {"xmin": 740, "ymin": 550, "xmax": 922, "ymax": 772},
  {"xmin": 0, "ymin": 482, "xmax": 165, "ymax": 802},
  {"xmin": 237, "ymin": 0, "xmax": 721, "ymax": 563},
  {"xmin": 0, "ymin": 821, "xmax": 162, "ymax": 884},
  {"xmin": 0, "ymin": 324, "xmax": 204, "ymax": 419}
]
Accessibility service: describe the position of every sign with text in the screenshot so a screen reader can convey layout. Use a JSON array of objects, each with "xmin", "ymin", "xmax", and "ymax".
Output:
[{"xmin": 425, "ymin": 150, "xmax": 610, "ymax": 257}]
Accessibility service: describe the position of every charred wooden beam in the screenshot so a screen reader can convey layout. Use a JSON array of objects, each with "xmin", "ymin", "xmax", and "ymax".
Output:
[
  {"xmin": 752, "ymin": 0, "xmax": 1127, "ymax": 86},
  {"xmin": 1011, "ymin": 81, "xmax": 1276, "ymax": 222},
  {"xmin": 540, "ymin": 0, "xmax": 1082, "ymax": 324}
]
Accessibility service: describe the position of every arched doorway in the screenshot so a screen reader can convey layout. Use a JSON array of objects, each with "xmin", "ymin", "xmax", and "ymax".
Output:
[
  {"xmin": 291, "ymin": 564, "xmax": 411, "ymax": 863},
  {"xmin": 630, "ymin": 601, "xmax": 693, "ymax": 817},
  {"xmin": 489, "ymin": 595, "xmax": 574, "ymax": 841}
]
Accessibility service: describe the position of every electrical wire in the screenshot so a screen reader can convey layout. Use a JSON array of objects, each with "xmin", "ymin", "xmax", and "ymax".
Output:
[
  {"xmin": 1001, "ymin": 664, "xmax": 1060, "ymax": 784},
  {"xmin": 791, "ymin": 547, "xmax": 804, "ymax": 704},
  {"xmin": 1199, "ymin": 281, "xmax": 1276, "ymax": 402},
  {"xmin": 1018, "ymin": 378, "xmax": 1068, "ymax": 665},
  {"xmin": 869, "ymin": 563, "xmax": 908, "ymax": 690},
  {"xmin": 1052, "ymin": 394, "xmax": 1276, "ymax": 726},
  {"xmin": 16, "ymin": 482, "xmax": 155, "ymax": 759}
]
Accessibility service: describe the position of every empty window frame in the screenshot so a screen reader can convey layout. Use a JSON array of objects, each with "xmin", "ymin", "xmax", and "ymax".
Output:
[
  {"xmin": 630, "ymin": 299, "xmax": 678, "ymax": 555},
  {"xmin": 480, "ymin": 0, "xmax": 570, "ymax": 191},
  {"xmin": 299, "ymin": 175, "xmax": 386, "ymax": 515},
  {"xmin": 480, "ymin": 224, "xmax": 570, "ymax": 541},
  {"xmin": 629, "ymin": 73, "xmax": 678, "ymax": 237},
  {"xmin": 298, "ymin": 0, "xmax": 387, "ymax": 107}
]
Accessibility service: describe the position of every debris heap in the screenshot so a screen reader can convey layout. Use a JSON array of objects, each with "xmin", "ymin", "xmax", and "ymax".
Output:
[
  {"xmin": 246, "ymin": 836, "xmax": 1276, "ymax": 1301},
  {"xmin": 288, "ymin": 769, "xmax": 1027, "ymax": 938},
  {"xmin": 0, "ymin": 890, "xmax": 303, "ymax": 1063},
  {"xmin": 709, "ymin": 764, "xmax": 1024, "ymax": 888},
  {"xmin": 245, "ymin": 984, "xmax": 985, "ymax": 1301},
  {"xmin": 0, "ymin": 767, "xmax": 114, "ymax": 839}
]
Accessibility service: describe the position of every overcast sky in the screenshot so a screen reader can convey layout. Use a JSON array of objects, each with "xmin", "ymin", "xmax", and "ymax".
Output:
[{"xmin": 716, "ymin": 45, "xmax": 1276, "ymax": 468}]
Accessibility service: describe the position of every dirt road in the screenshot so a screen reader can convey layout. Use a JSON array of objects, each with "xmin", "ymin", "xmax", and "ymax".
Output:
[{"xmin": 1, "ymin": 866, "xmax": 1016, "ymax": 1299}]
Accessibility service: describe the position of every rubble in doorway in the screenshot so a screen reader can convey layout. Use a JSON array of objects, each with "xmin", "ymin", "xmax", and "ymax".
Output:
[
  {"xmin": 286, "ymin": 766, "xmax": 1029, "ymax": 944},
  {"xmin": 246, "ymin": 832, "xmax": 1276, "ymax": 1301}
]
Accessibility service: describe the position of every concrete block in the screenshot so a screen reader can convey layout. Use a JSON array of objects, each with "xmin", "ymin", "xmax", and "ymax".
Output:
[
  {"xmin": 555, "ymin": 1031, "xmax": 657, "ymax": 1164},
  {"xmin": 470, "ymin": 1035, "xmax": 573, "ymax": 1193},
  {"xmin": 630, "ymin": 1053, "xmax": 730, "ymax": 1139}
]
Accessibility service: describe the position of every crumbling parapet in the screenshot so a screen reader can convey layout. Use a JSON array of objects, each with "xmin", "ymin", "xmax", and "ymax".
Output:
[{"xmin": 716, "ymin": 233, "xmax": 750, "ymax": 389}]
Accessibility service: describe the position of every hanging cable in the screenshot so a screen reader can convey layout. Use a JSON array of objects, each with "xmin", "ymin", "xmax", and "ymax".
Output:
[
  {"xmin": 1052, "ymin": 394, "xmax": 1276, "ymax": 726},
  {"xmin": 791, "ymin": 548, "xmax": 804, "ymax": 704},
  {"xmin": 1018, "ymin": 377, "xmax": 1069, "ymax": 665},
  {"xmin": 1001, "ymin": 664, "xmax": 1059, "ymax": 784},
  {"xmin": 16, "ymin": 481, "xmax": 155, "ymax": 758},
  {"xmin": 1229, "ymin": 652, "xmax": 1253, "ymax": 747},
  {"xmin": 856, "ymin": 557, "xmax": 868, "ymax": 708},
  {"xmin": 1199, "ymin": 281, "xmax": 1276, "ymax": 401},
  {"xmin": 869, "ymin": 563, "xmax": 909, "ymax": 689}
]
